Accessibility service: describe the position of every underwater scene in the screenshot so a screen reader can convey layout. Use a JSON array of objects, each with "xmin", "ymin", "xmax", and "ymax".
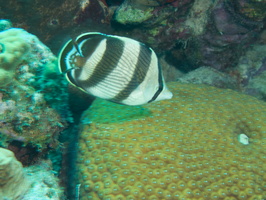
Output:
[{"xmin": 0, "ymin": 0, "xmax": 266, "ymax": 200}]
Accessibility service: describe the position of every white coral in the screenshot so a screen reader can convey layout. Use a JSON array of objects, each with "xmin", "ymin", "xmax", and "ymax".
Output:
[
  {"xmin": 0, "ymin": 148, "xmax": 29, "ymax": 200},
  {"xmin": 22, "ymin": 161, "xmax": 63, "ymax": 200}
]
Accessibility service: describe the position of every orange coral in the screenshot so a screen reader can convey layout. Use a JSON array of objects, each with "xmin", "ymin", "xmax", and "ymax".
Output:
[{"xmin": 76, "ymin": 82, "xmax": 266, "ymax": 200}]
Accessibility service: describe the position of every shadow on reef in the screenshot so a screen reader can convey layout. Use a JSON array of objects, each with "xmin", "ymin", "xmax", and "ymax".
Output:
[
  {"xmin": 7, "ymin": 140, "xmax": 41, "ymax": 166},
  {"xmin": 59, "ymin": 85, "xmax": 95, "ymax": 200}
]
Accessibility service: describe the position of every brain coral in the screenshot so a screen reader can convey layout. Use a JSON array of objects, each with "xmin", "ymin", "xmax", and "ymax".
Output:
[{"xmin": 76, "ymin": 82, "xmax": 266, "ymax": 200}]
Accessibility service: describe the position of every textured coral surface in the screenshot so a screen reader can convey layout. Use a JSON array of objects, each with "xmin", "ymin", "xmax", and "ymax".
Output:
[
  {"xmin": 76, "ymin": 82, "xmax": 266, "ymax": 200},
  {"xmin": 0, "ymin": 28, "xmax": 30, "ymax": 85},
  {"xmin": 0, "ymin": 147, "xmax": 29, "ymax": 199},
  {"xmin": 22, "ymin": 161, "xmax": 64, "ymax": 200}
]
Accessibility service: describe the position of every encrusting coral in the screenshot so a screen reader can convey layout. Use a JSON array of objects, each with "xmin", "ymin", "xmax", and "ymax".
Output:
[
  {"xmin": 76, "ymin": 82, "xmax": 266, "ymax": 200},
  {"xmin": 0, "ymin": 147, "xmax": 29, "ymax": 199},
  {"xmin": 0, "ymin": 28, "xmax": 30, "ymax": 86}
]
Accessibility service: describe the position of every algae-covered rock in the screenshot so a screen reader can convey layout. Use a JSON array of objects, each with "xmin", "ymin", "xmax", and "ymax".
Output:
[
  {"xmin": 0, "ymin": 24, "xmax": 69, "ymax": 149},
  {"xmin": 114, "ymin": 2, "xmax": 154, "ymax": 25},
  {"xmin": 178, "ymin": 66, "xmax": 238, "ymax": 89},
  {"xmin": 246, "ymin": 71, "xmax": 266, "ymax": 101}
]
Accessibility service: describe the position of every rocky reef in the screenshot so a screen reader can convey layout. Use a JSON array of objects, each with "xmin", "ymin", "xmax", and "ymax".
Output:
[
  {"xmin": 234, "ymin": 44, "xmax": 266, "ymax": 101},
  {"xmin": 0, "ymin": 21, "xmax": 69, "ymax": 199},
  {"xmin": 112, "ymin": 0, "xmax": 266, "ymax": 99},
  {"xmin": 0, "ymin": 25, "xmax": 69, "ymax": 149},
  {"xmin": 0, "ymin": 0, "xmax": 115, "ymax": 52}
]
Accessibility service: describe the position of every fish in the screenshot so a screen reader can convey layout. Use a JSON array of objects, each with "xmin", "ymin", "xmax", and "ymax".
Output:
[{"xmin": 58, "ymin": 32, "xmax": 173, "ymax": 106}]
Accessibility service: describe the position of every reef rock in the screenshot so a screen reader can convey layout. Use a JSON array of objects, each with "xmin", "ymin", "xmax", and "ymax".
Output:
[
  {"xmin": 0, "ymin": 0, "xmax": 114, "ymax": 52},
  {"xmin": 233, "ymin": 44, "xmax": 266, "ymax": 100},
  {"xmin": 178, "ymin": 66, "xmax": 238, "ymax": 89},
  {"xmin": 246, "ymin": 71, "xmax": 266, "ymax": 101},
  {"xmin": 113, "ymin": 0, "xmax": 265, "ymax": 80},
  {"xmin": 22, "ymin": 161, "xmax": 64, "ymax": 200},
  {"xmin": 113, "ymin": 0, "xmax": 197, "ymax": 51},
  {"xmin": 186, "ymin": 0, "xmax": 265, "ymax": 71}
]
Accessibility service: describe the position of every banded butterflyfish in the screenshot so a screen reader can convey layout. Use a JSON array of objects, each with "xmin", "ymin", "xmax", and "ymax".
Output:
[{"xmin": 58, "ymin": 32, "xmax": 173, "ymax": 106}]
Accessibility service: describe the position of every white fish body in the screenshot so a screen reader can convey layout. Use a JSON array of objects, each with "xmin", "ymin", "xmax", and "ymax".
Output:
[{"xmin": 58, "ymin": 32, "xmax": 173, "ymax": 106}]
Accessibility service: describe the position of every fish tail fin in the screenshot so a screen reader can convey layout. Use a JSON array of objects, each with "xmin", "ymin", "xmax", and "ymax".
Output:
[{"xmin": 156, "ymin": 85, "xmax": 173, "ymax": 101}]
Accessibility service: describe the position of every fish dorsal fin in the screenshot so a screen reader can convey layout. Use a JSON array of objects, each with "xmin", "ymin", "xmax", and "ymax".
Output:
[{"xmin": 75, "ymin": 32, "xmax": 107, "ymax": 44}]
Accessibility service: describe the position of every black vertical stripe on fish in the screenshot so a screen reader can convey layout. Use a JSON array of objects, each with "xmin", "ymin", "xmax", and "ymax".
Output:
[
  {"xmin": 73, "ymin": 41, "xmax": 83, "ymax": 56},
  {"xmin": 79, "ymin": 36, "xmax": 105, "ymax": 59},
  {"xmin": 66, "ymin": 71, "xmax": 81, "ymax": 88},
  {"xmin": 111, "ymin": 44, "xmax": 152, "ymax": 102},
  {"xmin": 78, "ymin": 37, "xmax": 125, "ymax": 88},
  {"xmin": 148, "ymin": 62, "xmax": 164, "ymax": 103},
  {"xmin": 73, "ymin": 68, "xmax": 83, "ymax": 87}
]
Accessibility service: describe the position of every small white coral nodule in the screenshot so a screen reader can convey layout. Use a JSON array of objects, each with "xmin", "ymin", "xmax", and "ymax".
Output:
[
  {"xmin": 238, "ymin": 133, "xmax": 249, "ymax": 145},
  {"xmin": 0, "ymin": 147, "xmax": 29, "ymax": 199}
]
